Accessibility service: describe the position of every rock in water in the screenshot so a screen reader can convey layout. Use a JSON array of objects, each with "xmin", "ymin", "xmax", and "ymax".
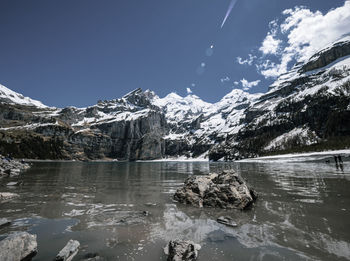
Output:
[
  {"xmin": 164, "ymin": 240, "xmax": 201, "ymax": 261},
  {"xmin": 7, "ymin": 181, "xmax": 21, "ymax": 186},
  {"xmin": 82, "ymin": 253, "xmax": 103, "ymax": 261},
  {"xmin": 0, "ymin": 218, "xmax": 11, "ymax": 229},
  {"xmin": 0, "ymin": 192, "xmax": 19, "ymax": 201},
  {"xmin": 174, "ymin": 170, "xmax": 257, "ymax": 209},
  {"xmin": 217, "ymin": 216, "xmax": 238, "ymax": 227},
  {"xmin": 0, "ymin": 232, "xmax": 37, "ymax": 261},
  {"xmin": 55, "ymin": 239, "xmax": 80, "ymax": 261}
]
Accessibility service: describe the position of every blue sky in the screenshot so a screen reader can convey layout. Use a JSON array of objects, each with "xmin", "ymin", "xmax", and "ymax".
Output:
[{"xmin": 0, "ymin": 0, "xmax": 347, "ymax": 107}]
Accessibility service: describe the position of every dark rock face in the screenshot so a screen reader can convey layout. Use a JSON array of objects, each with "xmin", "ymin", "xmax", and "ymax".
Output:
[
  {"xmin": 164, "ymin": 240, "xmax": 201, "ymax": 261},
  {"xmin": 174, "ymin": 170, "xmax": 257, "ymax": 210},
  {"xmin": 0, "ymin": 232, "xmax": 37, "ymax": 261},
  {"xmin": 301, "ymin": 39, "xmax": 350, "ymax": 73},
  {"xmin": 0, "ymin": 95, "xmax": 168, "ymax": 161}
]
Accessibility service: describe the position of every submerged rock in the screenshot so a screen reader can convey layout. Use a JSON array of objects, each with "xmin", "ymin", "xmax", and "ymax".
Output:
[
  {"xmin": 217, "ymin": 216, "xmax": 237, "ymax": 227},
  {"xmin": 0, "ymin": 192, "xmax": 19, "ymax": 201},
  {"xmin": 0, "ymin": 232, "xmax": 37, "ymax": 261},
  {"xmin": 174, "ymin": 170, "xmax": 257, "ymax": 210},
  {"xmin": 55, "ymin": 239, "xmax": 80, "ymax": 261},
  {"xmin": 83, "ymin": 253, "xmax": 103, "ymax": 261},
  {"xmin": 0, "ymin": 218, "xmax": 11, "ymax": 229},
  {"xmin": 7, "ymin": 181, "xmax": 21, "ymax": 186},
  {"xmin": 164, "ymin": 240, "xmax": 201, "ymax": 261},
  {"xmin": 144, "ymin": 202, "xmax": 157, "ymax": 207}
]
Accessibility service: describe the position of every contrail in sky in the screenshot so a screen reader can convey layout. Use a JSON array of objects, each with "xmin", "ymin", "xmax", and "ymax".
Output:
[{"xmin": 221, "ymin": 0, "xmax": 238, "ymax": 28}]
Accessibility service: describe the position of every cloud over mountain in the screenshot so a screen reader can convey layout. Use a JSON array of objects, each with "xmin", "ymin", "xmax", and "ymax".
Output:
[{"xmin": 257, "ymin": 1, "xmax": 350, "ymax": 78}]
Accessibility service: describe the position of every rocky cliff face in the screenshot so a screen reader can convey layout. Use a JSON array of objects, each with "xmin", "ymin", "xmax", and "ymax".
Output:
[
  {"xmin": 0, "ymin": 89, "xmax": 168, "ymax": 160},
  {"xmin": 0, "ymin": 38, "xmax": 349, "ymax": 161}
]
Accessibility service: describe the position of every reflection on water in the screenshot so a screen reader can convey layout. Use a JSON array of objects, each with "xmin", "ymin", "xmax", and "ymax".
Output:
[{"xmin": 0, "ymin": 159, "xmax": 349, "ymax": 261}]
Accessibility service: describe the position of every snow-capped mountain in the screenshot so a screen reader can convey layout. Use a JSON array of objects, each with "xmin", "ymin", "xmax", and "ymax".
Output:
[
  {"xmin": 0, "ymin": 36, "xmax": 349, "ymax": 160},
  {"xmin": 209, "ymin": 36, "xmax": 350, "ymax": 160},
  {"xmin": 0, "ymin": 84, "xmax": 47, "ymax": 108}
]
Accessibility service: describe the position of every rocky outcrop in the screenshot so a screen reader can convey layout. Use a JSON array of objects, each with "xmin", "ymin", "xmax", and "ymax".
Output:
[
  {"xmin": 0, "ymin": 155, "xmax": 30, "ymax": 177},
  {"xmin": 164, "ymin": 240, "xmax": 201, "ymax": 261},
  {"xmin": 174, "ymin": 170, "xmax": 257, "ymax": 209},
  {"xmin": 55, "ymin": 239, "xmax": 80, "ymax": 261},
  {"xmin": 0, "ymin": 232, "xmax": 37, "ymax": 261},
  {"xmin": 300, "ymin": 38, "xmax": 350, "ymax": 73}
]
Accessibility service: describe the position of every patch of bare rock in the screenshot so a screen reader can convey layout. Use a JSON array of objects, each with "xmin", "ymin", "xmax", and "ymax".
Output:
[{"xmin": 0, "ymin": 232, "xmax": 37, "ymax": 261}]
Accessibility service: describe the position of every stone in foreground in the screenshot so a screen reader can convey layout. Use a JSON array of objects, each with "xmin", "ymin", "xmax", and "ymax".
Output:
[
  {"xmin": 174, "ymin": 170, "xmax": 257, "ymax": 209},
  {"xmin": 55, "ymin": 239, "xmax": 80, "ymax": 261},
  {"xmin": 217, "ymin": 216, "xmax": 238, "ymax": 227},
  {"xmin": 0, "ymin": 232, "xmax": 37, "ymax": 261},
  {"xmin": 164, "ymin": 240, "xmax": 201, "ymax": 261}
]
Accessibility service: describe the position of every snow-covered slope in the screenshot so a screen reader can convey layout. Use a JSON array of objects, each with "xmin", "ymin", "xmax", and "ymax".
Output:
[
  {"xmin": 152, "ymin": 92, "xmax": 212, "ymax": 126},
  {"xmin": 208, "ymin": 37, "xmax": 350, "ymax": 160},
  {"xmin": 194, "ymin": 89, "xmax": 261, "ymax": 140},
  {"xmin": 0, "ymin": 84, "xmax": 47, "ymax": 108}
]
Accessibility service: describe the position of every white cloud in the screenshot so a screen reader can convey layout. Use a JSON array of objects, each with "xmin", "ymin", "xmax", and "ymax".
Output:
[
  {"xmin": 259, "ymin": 35, "xmax": 282, "ymax": 55},
  {"xmin": 233, "ymin": 81, "xmax": 239, "ymax": 86},
  {"xmin": 257, "ymin": 1, "xmax": 350, "ymax": 78},
  {"xmin": 240, "ymin": 78, "xmax": 261, "ymax": 90},
  {"xmin": 186, "ymin": 87, "xmax": 193, "ymax": 94},
  {"xmin": 237, "ymin": 54, "xmax": 257, "ymax": 65},
  {"xmin": 220, "ymin": 76, "xmax": 230, "ymax": 83},
  {"xmin": 259, "ymin": 18, "xmax": 282, "ymax": 55}
]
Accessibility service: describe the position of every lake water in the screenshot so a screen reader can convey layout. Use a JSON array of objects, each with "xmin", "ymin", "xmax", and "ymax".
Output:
[{"xmin": 0, "ymin": 157, "xmax": 349, "ymax": 261}]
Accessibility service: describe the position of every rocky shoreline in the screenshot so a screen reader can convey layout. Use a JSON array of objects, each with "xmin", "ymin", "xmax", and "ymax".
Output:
[{"xmin": 0, "ymin": 155, "xmax": 31, "ymax": 177}]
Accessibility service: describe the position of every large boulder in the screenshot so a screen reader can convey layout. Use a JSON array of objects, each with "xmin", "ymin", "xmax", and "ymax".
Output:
[
  {"xmin": 174, "ymin": 170, "xmax": 257, "ymax": 209},
  {"xmin": 0, "ymin": 232, "xmax": 37, "ymax": 261},
  {"xmin": 164, "ymin": 240, "xmax": 201, "ymax": 261}
]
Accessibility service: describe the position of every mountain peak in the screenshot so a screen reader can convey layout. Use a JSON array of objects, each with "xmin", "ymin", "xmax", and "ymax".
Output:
[{"xmin": 122, "ymin": 88, "xmax": 143, "ymax": 98}]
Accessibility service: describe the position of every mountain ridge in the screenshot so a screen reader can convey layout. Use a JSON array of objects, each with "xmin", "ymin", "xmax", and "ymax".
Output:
[{"xmin": 0, "ymin": 37, "xmax": 349, "ymax": 161}]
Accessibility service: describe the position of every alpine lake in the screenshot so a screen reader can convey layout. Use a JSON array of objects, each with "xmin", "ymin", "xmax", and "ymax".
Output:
[{"xmin": 0, "ymin": 155, "xmax": 349, "ymax": 261}]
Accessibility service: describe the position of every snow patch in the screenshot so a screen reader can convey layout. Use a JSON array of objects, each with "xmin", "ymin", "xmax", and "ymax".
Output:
[{"xmin": 0, "ymin": 83, "xmax": 47, "ymax": 108}]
